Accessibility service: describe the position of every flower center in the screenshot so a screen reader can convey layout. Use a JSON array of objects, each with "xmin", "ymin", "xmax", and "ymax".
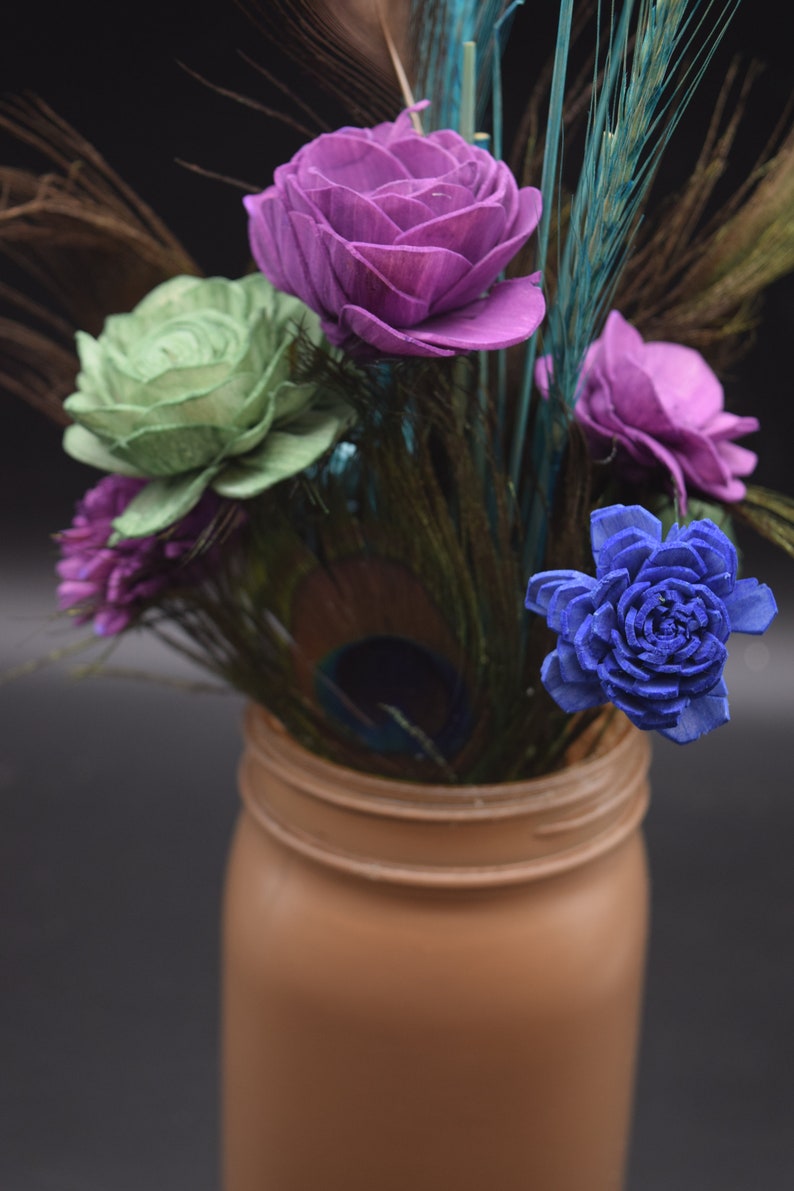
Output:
[
  {"xmin": 636, "ymin": 586, "xmax": 708, "ymax": 656},
  {"xmin": 131, "ymin": 314, "xmax": 244, "ymax": 380}
]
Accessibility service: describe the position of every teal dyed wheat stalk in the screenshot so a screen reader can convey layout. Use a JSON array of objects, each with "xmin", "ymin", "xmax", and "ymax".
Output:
[
  {"xmin": 519, "ymin": 0, "xmax": 741, "ymax": 573},
  {"xmin": 547, "ymin": 0, "xmax": 740, "ymax": 411},
  {"xmin": 508, "ymin": 0, "xmax": 575, "ymax": 496}
]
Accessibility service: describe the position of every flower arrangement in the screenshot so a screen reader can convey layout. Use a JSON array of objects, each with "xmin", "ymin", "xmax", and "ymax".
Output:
[{"xmin": 2, "ymin": 0, "xmax": 792, "ymax": 782}]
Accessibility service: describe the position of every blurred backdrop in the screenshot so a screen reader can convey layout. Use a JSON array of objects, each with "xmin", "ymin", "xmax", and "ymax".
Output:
[{"xmin": 2, "ymin": 4, "xmax": 792, "ymax": 1190}]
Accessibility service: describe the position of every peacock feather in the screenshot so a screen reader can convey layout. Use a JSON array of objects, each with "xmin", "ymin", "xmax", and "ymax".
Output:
[
  {"xmin": 150, "ymin": 349, "xmax": 584, "ymax": 782},
  {"xmin": 0, "ymin": 96, "xmax": 200, "ymax": 421},
  {"xmin": 407, "ymin": 0, "xmax": 523, "ymax": 137}
]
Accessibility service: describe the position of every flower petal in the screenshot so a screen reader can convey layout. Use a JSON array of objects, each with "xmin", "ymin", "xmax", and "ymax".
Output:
[
  {"xmin": 110, "ymin": 468, "xmax": 220, "ymax": 540},
  {"xmin": 642, "ymin": 340, "xmax": 724, "ymax": 423},
  {"xmin": 405, "ymin": 275, "xmax": 545, "ymax": 352},
  {"xmin": 63, "ymin": 425, "xmax": 146, "ymax": 477},
  {"xmin": 659, "ymin": 687, "xmax": 730, "ymax": 743},
  {"xmin": 291, "ymin": 130, "xmax": 413, "ymax": 190},
  {"xmin": 396, "ymin": 202, "xmax": 507, "ymax": 260},
  {"xmin": 724, "ymin": 578, "xmax": 778, "ymax": 634},
  {"xmin": 335, "ymin": 305, "xmax": 456, "ymax": 357},
  {"xmin": 431, "ymin": 187, "xmax": 542, "ymax": 311},
  {"xmin": 285, "ymin": 210, "xmax": 350, "ymax": 317},
  {"xmin": 590, "ymin": 505, "xmax": 661, "ymax": 569},
  {"xmin": 525, "ymin": 570, "xmax": 594, "ymax": 618},
  {"xmin": 352, "ymin": 240, "xmax": 471, "ymax": 306},
  {"xmin": 214, "ymin": 400, "xmax": 354, "ymax": 497},
  {"xmin": 307, "ymin": 183, "xmax": 401, "ymax": 243},
  {"xmin": 244, "ymin": 192, "xmax": 292, "ymax": 295},
  {"xmin": 540, "ymin": 651, "xmax": 605, "ymax": 713},
  {"xmin": 387, "ymin": 132, "xmax": 462, "ymax": 176}
]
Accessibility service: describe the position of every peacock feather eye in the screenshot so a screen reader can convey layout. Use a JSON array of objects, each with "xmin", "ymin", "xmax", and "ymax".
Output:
[{"xmin": 316, "ymin": 635, "xmax": 473, "ymax": 759}]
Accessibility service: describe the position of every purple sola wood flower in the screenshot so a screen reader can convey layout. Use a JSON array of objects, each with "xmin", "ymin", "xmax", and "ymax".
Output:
[
  {"xmin": 244, "ymin": 104, "xmax": 545, "ymax": 358},
  {"xmin": 56, "ymin": 475, "xmax": 230, "ymax": 636},
  {"xmin": 525, "ymin": 504, "xmax": 777, "ymax": 743},
  {"xmin": 536, "ymin": 311, "xmax": 759, "ymax": 513}
]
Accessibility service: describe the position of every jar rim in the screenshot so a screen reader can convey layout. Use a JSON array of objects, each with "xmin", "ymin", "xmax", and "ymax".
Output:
[
  {"xmin": 238, "ymin": 705, "xmax": 651, "ymax": 886},
  {"xmin": 244, "ymin": 703, "xmax": 646, "ymax": 821}
]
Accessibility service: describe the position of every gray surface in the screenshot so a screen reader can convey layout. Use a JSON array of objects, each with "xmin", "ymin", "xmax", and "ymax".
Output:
[{"xmin": 1, "ymin": 540, "xmax": 792, "ymax": 1191}]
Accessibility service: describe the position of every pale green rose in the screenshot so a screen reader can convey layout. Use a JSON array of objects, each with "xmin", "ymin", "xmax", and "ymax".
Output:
[{"xmin": 63, "ymin": 273, "xmax": 355, "ymax": 538}]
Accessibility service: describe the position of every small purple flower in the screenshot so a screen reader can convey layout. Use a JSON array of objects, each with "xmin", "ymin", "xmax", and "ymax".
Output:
[
  {"xmin": 525, "ymin": 504, "xmax": 777, "ymax": 743},
  {"xmin": 244, "ymin": 104, "xmax": 545, "ymax": 358},
  {"xmin": 56, "ymin": 475, "xmax": 231, "ymax": 636},
  {"xmin": 536, "ymin": 310, "xmax": 759, "ymax": 513}
]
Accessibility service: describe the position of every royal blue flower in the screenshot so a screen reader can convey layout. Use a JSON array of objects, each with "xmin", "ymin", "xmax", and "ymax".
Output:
[{"xmin": 525, "ymin": 504, "xmax": 778, "ymax": 743}]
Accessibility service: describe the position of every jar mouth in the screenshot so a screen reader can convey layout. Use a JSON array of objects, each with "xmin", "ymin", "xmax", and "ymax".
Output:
[
  {"xmin": 239, "ymin": 705, "xmax": 651, "ymax": 887},
  {"xmin": 244, "ymin": 704, "xmax": 643, "ymax": 818}
]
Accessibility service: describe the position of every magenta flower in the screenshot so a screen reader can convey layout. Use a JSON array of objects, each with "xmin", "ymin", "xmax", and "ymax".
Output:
[
  {"xmin": 244, "ymin": 104, "xmax": 545, "ymax": 358},
  {"xmin": 536, "ymin": 310, "xmax": 759, "ymax": 512},
  {"xmin": 56, "ymin": 475, "xmax": 231, "ymax": 636}
]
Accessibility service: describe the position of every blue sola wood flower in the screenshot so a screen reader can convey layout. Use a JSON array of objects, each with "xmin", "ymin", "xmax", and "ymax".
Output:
[{"xmin": 525, "ymin": 505, "xmax": 778, "ymax": 743}]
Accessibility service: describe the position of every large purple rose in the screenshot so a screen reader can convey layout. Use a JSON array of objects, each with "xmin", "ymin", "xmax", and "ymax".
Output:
[
  {"xmin": 525, "ymin": 504, "xmax": 777, "ymax": 743},
  {"xmin": 536, "ymin": 310, "xmax": 759, "ymax": 512},
  {"xmin": 244, "ymin": 105, "xmax": 545, "ymax": 358}
]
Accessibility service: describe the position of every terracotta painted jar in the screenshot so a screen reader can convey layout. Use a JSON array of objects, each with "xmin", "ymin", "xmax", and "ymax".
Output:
[{"xmin": 222, "ymin": 704, "xmax": 651, "ymax": 1191}]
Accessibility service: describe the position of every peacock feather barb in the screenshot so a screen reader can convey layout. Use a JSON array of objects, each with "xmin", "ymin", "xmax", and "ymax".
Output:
[
  {"xmin": 234, "ymin": 0, "xmax": 404, "ymax": 127},
  {"xmin": 407, "ymin": 0, "xmax": 523, "ymax": 135},
  {"xmin": 0, "ymin": 96, "xmax": 200, "ymax": 421}
]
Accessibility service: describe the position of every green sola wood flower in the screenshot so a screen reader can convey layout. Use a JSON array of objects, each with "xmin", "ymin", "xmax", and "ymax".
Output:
[{"xmin": 63, "ymin": 274, "xmax": 355, "ymax": 538}]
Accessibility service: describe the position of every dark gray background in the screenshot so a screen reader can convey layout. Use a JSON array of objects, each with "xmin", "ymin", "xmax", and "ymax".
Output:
[{"xmin": 2, "ymin": 4, "xmax": 792, "ymax": 1189}]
